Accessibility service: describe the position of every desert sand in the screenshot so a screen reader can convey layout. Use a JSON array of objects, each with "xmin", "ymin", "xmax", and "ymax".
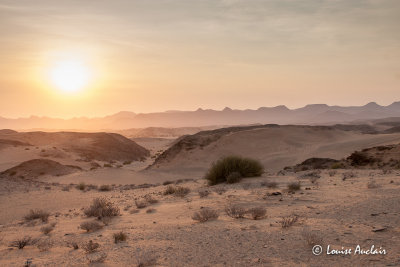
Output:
[{"xmin": 0, "ymin": 126, "xmax": 399, "ymax": 266}]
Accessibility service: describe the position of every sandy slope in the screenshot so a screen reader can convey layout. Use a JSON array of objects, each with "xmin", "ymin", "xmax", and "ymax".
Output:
[
  {"xmin": 0, "ymin": 169, "xmax": 399, "ymax": 266},
  {"xmin": 150, "ymin": 126, "xmax": 400, "ymax": 174}
]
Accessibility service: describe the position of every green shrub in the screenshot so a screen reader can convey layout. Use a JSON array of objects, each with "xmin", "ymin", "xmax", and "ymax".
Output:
[
  {"xmin": 226, "ymin": 172, "xmax": 242, "ymax": 184},
  {"xmin": 205, "ymin": 156, "xmax": 264, "ymax": 185}
]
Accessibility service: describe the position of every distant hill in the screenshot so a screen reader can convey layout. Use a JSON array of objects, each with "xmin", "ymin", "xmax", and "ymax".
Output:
[
  {"xmin": 1, "ymin": 102, "xmax": 400, "ymax": 130},
  {"xmin": 0, "ymin": 131, "xmax": 150, "ymax": 162}
]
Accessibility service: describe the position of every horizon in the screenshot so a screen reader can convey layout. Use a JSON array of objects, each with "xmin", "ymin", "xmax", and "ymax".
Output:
[
  {"xmin": 0, "ymin": 100, "xmax": 399, "ymax": 120},
  {"xmin": 1, "ymin": 0, "xmax": 399, "ymax": 118}
]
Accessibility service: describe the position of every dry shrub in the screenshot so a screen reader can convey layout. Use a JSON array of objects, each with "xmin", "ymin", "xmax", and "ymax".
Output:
[
  {"xmin": 146, "ymin": 208, "xmax": 156, "ymax": 214},
  {"xmin": 99, "ymin": 185, "xmax": 112, "ymax": 191},
  {"xmin": 287, "ymin": 182, "xmax": 301, "ymax": 192},
  {"xmin": 198, "ymin": 189, "xmax": 210, "ymax": 198},
  {"xmin": 174, "ymin": 186, "xmax": 190, "ymax": 197},
  {"xmin": 162, "ymin": 180, "xmax": 173, "ymax": 185},
  {"xmin": 82, "ymin": 240, "xmax": 100, "ymax": 254},
  {"xmin": 80, "ymin": 221, "xmax": 103, "ymax": 232},
  {"xmin": 130, "ymin": 209, "xmax": 140, "ymax": 214},
  {"xmin": 280, "ymin": 214, "xmax": 299, "ymax": 228},
  {"xmin": 225, "ymin": 204, "xmax": 246, "ymax": 219},
  {"xmin": 342, "ymin": 171, "xmax": 356, "ymax": 180},
  {"xmin": 135, "ymin": 200, "xmax": 148, "ymax": 209},
  {"xmin": 61, "ymin": 185, "xmax": 70, "ymax": 191},
  {"xmin": 214, "ymin": 187, "xmax": 227, "ymax": 195},
  {"xmin": 367, "ymin": 180, "xmax": 380, "ymax": 189},
  {"xmin": 76, "ymin": 182, "xmax": 87, "ymax": 191},
  {"xmin": 87, "ymin": 252, "xmax": 107, "ymax": 263},
  {"xmin": 36, "ymin": 238, "xmax": 54, "ymax": 252},
  {"xmin": 192, "ymin": 208, "xmax": 219, "ymax": 222},
  {"xmin": 163, "ymin": 185, "xmax": 176, "ymax": 195},
  {"xmin": 84, "ymin": 197, "xmax": 120, "ymax": 218},
  {"xmin": 24, "ymin": 209, "xmax": 50, "ymax": 223},
  {"xmin": 135, "ymin": 250, "xmax": 158, "ymax": 267},
  {"xmin": 301, "ymin": 228, "xmax": 324, "ymax": 247},
  {"xmin": 113, "ymin": 231, "xmax": 127, "ymax": 243},
  {"xmin": 248, "ymin": 207, "xmax": 266, "ymax": 220},
  {"xmin": 68, "ymin": 241, "xmax": 79, "ymax": 250},
  {"xmin": 9, "ymin": 236, "xmax": 34, "ymax": 249},
  {"xmin": 40, "ymin": 223, "xmax": 56, "ymax": 235},
  {"xmin": 144, "ymin": 195, "xmax": 159, "ymax": 204}
]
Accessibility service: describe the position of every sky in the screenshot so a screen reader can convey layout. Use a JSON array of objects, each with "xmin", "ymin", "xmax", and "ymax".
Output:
[{"xmin": 0, "ymin": 0, "xmax": 399, "ymax": 118}]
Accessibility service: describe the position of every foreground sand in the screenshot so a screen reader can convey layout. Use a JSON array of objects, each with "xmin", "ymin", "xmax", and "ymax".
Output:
[{"xmin": 0, "ymin": 169, "xmax": 399, "ymax": 266}]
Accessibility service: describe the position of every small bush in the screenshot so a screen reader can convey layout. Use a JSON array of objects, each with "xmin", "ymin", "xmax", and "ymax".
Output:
[
  {"xmin": 40, "ymin": 223, "xmax": 56, "ymax": 235},
  {"xmin": 192, "ymin": 208, "xmax": 219, "ymax": 222},
  {"xmin": 280, "ymin": 215, "xmax": 299, "ymax": 228},
  {"xmin": 68, "ymin": 241, "xmax": 79, "ymax": 250},
  {"xmin": 135, "ymin": 250, "xmax": 158, "ymax": 267},
  {"xmin": 287, "ymin": 182, "xmax": 301, "ymax": 192},
  {"xmin": 302, "ymin": 228, "xmax": 324, "ymax": 247},
  {"xmin": 76, "ymin": 182, "xmax": 86, "ymax": 191},
  {"xmin": 174, "ymin": 186, "xmax": 190, "ymax": 197},
  {"xmin": 80, "ymin": 221, "xmax": 103, "ymax": 232},
  {"xmin": 225, "ymin": 204, "xmax": 246, "ymax": 219},
  {"xmin": 146, "ymin": 208, "xmax": 156, "ymax": 214},
  {"xmin": 144, "ymin": 195, "xmax": 159, "ymax": 204},
  {"xmin": 24, "ymin": 209, "xmax": 50, "ymax": 223},
  {"xmin": 82, "ymin": 240, "xmax": 100, "ymax": 254},
  {"xmin": 248, "ymin": 207, "xmax": 266, "ymax": 220},
  {"xmin": 163, "ymin": 185, "xmax": 176, "ymax": 195},
  {"xmin": 9, "ymin": 236, "xmax": 33, "ymax": 249},
  {"xmin": 135, "ymin": 200, "xmax": 148, "ymax": 209},
  {"xmin": 205, "ymin": 156, "xmax": 264, "ymax": 185},
  {"xmin": 87, "ymin": 252, "xmax": 107, "ymax": 263},
  {"xmin": 198, "ymin": 190, "xmax": 210, "ymax": 198},
  {"xmin": 113, "ymin": 231, "xmax": 127, "ymax": 243},
  {"xmin": 162, "ymin": 180, "xmax": 173, "ymax": 186},
  {"xmin": 36, "ymin": 238, "xmax": 54, "ymax": 252},
  {"xmin": 99, "ymin": 185, "xmax": 112, "ymax": 191},
  {"xmin": 342, "ymin": 171, "xmax": 356, "ymax": 180},
  {"xmin": 84, "ymin": 197, "xmax": 120, "ymax": 218}
]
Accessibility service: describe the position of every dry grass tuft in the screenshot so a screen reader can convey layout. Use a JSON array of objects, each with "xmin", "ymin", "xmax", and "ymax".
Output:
[
  {"xmin": 198, "ymin": 189, "xmax": 210, "ymax": 198},
  {"xmin": 248, "ymin": 207, "xmax": 266, "ymax": 220},
  {"xmin": 80, "ymin": 221, "xmax": 104, "ymax": 232},
  {"xmin": 24, "ymin": 209, "xmax": 50, "ymax": 223},
  {"xmin": 135, "ymin": 200, "xmax": 148, "ymax": 209},
  {"xmin": 135, "ymin": 250, "xmax": 158, "ymax": 267},
  {"xmin": 82, "ymin": 240, "xmax": 100, "ymax": 254},
  {"xmin": 113, "ymin": 231, "xmax": 127, "ymax": 243},
  {"xmin": 84, "ymin": 197, "xmax": 120, "ymax": 218},
  {"xmin": 225, "ymin": 204, "xmax": 246, "ymax": 219},
  {"xmin": 367, "ymin": 180, "xmax": 380, "ymax": 189},
  {"xmin": 287, "ymin": 182, "xmax": 301, "ymax": 192},
  {"xmin": 99, "ymin": 185, "xmax": 112, "ymax": 191},
  {"xmin": 9, "ymin": 236, "xmax": 34, "ymax": 249},
  {"xmin": 192, "ymin": 208, "xmax": 219, "ymax": 222},
  {"xmin": 40, "ymin": 223, "xmax": 56, "ymax": 235},
  {"xmin": 280, "ymin": 214, "xmax": 299, "ymax": 228},
  {"xmin": 301, "ymin": 228, "xmax": 324, "ymax": 247}
]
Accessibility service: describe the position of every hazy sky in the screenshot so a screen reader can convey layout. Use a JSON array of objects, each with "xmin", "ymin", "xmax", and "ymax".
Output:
[{"xmin": 0, "ymin": 0, "xmax": 399, "ymax": 118}]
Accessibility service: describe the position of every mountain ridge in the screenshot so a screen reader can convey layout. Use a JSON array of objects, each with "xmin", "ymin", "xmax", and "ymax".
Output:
[{"xmin": 1, "ymin": 102, "xmax": 400, "ymax": 130}]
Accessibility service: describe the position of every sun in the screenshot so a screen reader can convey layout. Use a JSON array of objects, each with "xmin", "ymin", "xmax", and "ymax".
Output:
[{"xmin": 50, "ymin": 60, "xmax": 91, "ymax": 93}]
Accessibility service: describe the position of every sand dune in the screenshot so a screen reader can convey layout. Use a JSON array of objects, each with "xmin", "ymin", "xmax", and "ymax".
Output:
[{"xmin": 150, "ymin": 125, "xmax": 400, "ymax": 174}]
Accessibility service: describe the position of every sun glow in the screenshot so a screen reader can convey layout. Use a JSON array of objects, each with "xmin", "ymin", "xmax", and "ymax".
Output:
[{"xmin": 50, "ymin": 60, "xmax": 91, "ymax": 93}]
